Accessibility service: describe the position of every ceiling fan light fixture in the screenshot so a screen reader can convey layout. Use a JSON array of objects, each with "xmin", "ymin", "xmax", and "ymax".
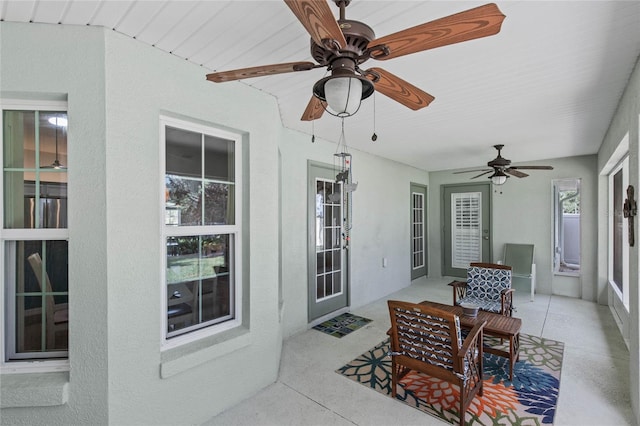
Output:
[
  {"xmin": 490, "ymin": 169, "xmax": 508, "ymax": 185},
  {"xmin": 313, "ymin": 74, "xmax": 375, "ymax": 118}
]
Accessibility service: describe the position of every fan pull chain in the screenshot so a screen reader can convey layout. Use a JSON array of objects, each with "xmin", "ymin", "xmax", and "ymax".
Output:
[
  {"xmin": 311, "ymin": 119, "xmax": 315, "ymax": 143},
  {"xmin": 371, "ymin": 92, "xmax": 378, "ymax": 141}
]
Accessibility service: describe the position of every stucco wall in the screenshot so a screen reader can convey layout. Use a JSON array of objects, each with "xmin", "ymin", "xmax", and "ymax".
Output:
[
  {"xmin": 1, "ymin": 22, "xmax": 283, "ymax": 425},
  {"xmin": 1, "ymin": 22, "xmax": 110, "ymax": 425},
  {"xmin": 597, "ymin": 54, "xmax": 640, "ymax": 426},
  {"xmin": 278, "ymin": 128, "xmax": 429, "ymax": 337}
]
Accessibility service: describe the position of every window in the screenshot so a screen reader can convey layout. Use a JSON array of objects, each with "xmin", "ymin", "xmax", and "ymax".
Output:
[
  {"xmin": 451, "ymin": 192, "xmax": 482, "ymax": 268},
  {"xmin": 553, "ymin": 178, "xmax": 581, "ymax": 275},
  {"xmin": 162, "ymin": 117, "xmax": 242, "ymax": 341},
  {"xmin": 1, "ymin": 102, "xmax": 69, "ymax": 363},
  {"xmin": 609, "ymin": 156, "xmax": 629, "ymax": 308}
]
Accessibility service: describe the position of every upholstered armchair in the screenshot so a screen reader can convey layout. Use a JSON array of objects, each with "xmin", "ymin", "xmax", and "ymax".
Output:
[
  {"xmin": 451, "ymin": 262, "xmax": 514, "ymax": 316},
  {"xmin": 387, "ymin": 300, "xmax": 486, "ymax": 426}
]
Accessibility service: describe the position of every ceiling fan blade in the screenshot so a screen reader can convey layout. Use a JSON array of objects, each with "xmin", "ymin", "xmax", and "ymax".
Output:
[
  {"xmin": 366, "ymin": 67, "xmax": 435, "ymax": 110},
  {"xmin": 284, "ymin": 0, "xmax": 346, "ymax": 49},
  {"xmin": 505, "ymin": 168, "xmax": 529, "ymax": 178},
  {"xmin": 453, "ymin": 169, "xmax": 492, "ymax": 174},
  {"xmin": 367, "ymin": 3, "xmax": 505, "ymax": 61},
  {"xmin": 206, "ymin": 61, "xmax": 316, "ymax": 83},
  {"xmin": 509, "ymin": 165, "xmax": 554, "ymax": 170},
  {"xmin": 471, "ymin": 170, "xmax": 493, "ymax": 179},
  {"xmin": 300, "ymin": 96, "xmax": 326, "ymax": 121}
]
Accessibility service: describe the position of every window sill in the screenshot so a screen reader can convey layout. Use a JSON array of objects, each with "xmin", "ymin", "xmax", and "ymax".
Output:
[
  {"xmin": 0, "ymin": 371, "xmax": 69, "ymax": 408},
  {"xmin": 160, "ymin": 325, "xmax": 250, "ymax": 378}
]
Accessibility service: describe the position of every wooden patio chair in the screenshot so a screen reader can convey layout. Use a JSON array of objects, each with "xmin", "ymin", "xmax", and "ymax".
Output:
[
  {"xmin": 387, "ymin": 300, "xmax": 485, "ymax": 426},
  {"xmin": 451, "ymin": 262, "xmax": 515, "ymax": 317}
]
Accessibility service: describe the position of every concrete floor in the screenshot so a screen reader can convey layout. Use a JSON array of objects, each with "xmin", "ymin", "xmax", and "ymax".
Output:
[{"xmin": 204, "ymin": 277, "xmax": 633, "ymax": 426}]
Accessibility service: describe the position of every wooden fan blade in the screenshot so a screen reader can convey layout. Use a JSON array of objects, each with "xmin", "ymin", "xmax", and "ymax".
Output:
[
  {"xmin": 510, "ymin": 165, "xmax": 554, "ymax": 170},
  {"xmin": 453, "ymin": 169, "xmax": 492, "ymax": 174},
  {"xmin": 206, "ymin": 61, "xmax": 316, "ymax": 83},
  {"xmin": 301, "ymin": 96, "xmax": 326, "ymax": 121},
  {"xmin": 505, "ymin": 168, "xmax": 528, "ymax": 178},
  {"xmin": 366, "ymin": 67, "xmax": 435, "ymax": 110},
  {"xmin": 284, "ymin": 0, "xmax": 346, "ymax": 49},
  {"xmin": 471, "ymin": 170, "xmax": 492, "ymax": 179},
  {"xmin": 367, "ymin": 3, "xmax": 505, "ymax": 61}
]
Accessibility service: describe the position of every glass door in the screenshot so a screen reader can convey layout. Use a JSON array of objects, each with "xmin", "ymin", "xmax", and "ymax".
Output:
[{"xmin": 308, "ymin": 162, "xmax": 347, "ymax": 321}]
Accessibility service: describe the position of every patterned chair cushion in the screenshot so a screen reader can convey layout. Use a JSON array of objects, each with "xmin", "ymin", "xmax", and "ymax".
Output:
[
  {"xmin": 466, "ymin": 266, "xmax": 512, "ymax": 301},
  {"xmin": 457, "ymin": 295, "xmax": 503, "ymax": 313}
]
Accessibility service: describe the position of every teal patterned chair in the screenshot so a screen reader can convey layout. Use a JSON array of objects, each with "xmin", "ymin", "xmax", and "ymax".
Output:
[{"xmin": 451, "ymin": 262, "xmax": 514, "ymax": 316}]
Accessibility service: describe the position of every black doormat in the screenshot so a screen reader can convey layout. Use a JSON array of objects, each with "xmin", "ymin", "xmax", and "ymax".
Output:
[{"xmin": 312, "ymin": 312, "xmax": 372, "ymax": 338}]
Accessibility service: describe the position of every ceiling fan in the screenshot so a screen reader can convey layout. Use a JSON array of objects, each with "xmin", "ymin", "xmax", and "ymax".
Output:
[
  {"xmin": 206, "ymin": 0, "xmax": 506, "ymax": 120},
  {"xmin": 454, "ymin": 144, "xmax": 554, "ymax": 185}
]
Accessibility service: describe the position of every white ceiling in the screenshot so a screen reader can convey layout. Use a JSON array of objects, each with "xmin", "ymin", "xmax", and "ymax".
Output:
[{"xmin": 2, "ymin": 0, "xmax": 639, "ymax": 172}]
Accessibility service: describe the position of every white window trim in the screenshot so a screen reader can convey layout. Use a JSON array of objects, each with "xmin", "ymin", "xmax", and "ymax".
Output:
[
  {"xmin": 607, "ymin": 155, "xmax": 630, "ymax": 310},
  {"xmin": 0, "ymin": 99, "xmax": 70, "ymax": 372},
  {"xmin": 159, "ymin": 115, "xmax": 242, "ymax": 350}
]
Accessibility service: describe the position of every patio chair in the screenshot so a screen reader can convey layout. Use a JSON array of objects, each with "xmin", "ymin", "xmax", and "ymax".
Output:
[
  {"xmin": 387, "ymin": 300, "xmax": 485, "ymax": 426},
  {"xmin": 503, "ymin": 243, "xmax": 536, "ymax": 301},
  {"xmin": 451, "ymin": 262, "xmax": 514, "ymax": 316}
]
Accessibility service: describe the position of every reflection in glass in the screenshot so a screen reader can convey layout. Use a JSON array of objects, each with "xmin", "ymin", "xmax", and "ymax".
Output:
[
  {"xmin": 166, "ymin": 234, "xmax": 233, "ymax": 335},
  {"xmin": 204, "ymin": 182, "xmax": 234, "ymax": 225},
  {"xmin": 12, "ymin": 240, "xmax": 69, "ymax": 354},
  {"xmin": 314, "ymin": 178, "xmax": 343, "ymax": 302},
  {"xmin": 3, "ymin": 111, "xmax": 68, "ymax": 230},
  {"xmin": 166, "ymin": 176, "xmax": 201, "ymax": 226}
]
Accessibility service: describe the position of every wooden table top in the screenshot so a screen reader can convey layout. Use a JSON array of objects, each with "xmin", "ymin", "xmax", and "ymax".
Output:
[{"xmin": 419, "ymin": 300, "xmax": 522, "ymax": 336}]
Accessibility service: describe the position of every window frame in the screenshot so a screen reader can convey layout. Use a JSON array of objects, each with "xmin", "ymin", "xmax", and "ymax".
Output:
[
  {"xmin": 159, "ymin": 115, "xmax": 243, "ymax": 349},
  {"xmin": 0, "ymin": 99, "xmax": 70, "ymax": 372},
  {"xmin": 608, "ymin": 155, "xmax": 629, "ymax": 309}
]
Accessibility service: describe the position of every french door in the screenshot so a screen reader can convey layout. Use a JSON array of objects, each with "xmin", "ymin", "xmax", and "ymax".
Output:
[
  {"xmin": 442, "ymin": 183, "xmax": 492, "ymax": 277},
  {"xmin": 308, "ymin": 162, "xmax": 348, "ymax": 321},
  {"xmin": 410, "ymin": 183, "xmax": 427, "ymax": 280}
]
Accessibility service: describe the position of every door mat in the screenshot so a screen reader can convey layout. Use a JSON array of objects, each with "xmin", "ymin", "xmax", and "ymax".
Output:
[
  {"xmin": 337, "ymin": 333, "xmax": 564, "ymax": 424},
  {"xmin": 312, "ymin": 312, "xmax": 372, "ymax": 338}
]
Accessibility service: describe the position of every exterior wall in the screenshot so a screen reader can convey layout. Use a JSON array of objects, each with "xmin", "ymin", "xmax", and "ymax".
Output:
[
  {"xmin": 1, "ymin": 22, "xmax": 282, "ymax": 425},
  {"xmin": 597, "ymin": 54, "xmax": 640, "ymax": 426},
  {"xmin": 428, "ymin": 154, "xmax": 598, "ymax": 300},
  {"xmin": 278, "ymin": 129, "xmax": 429, "ymax": 337},
  {"xmin": 1, "ymin": 22, "xmax": 110, "ymax": 425}
]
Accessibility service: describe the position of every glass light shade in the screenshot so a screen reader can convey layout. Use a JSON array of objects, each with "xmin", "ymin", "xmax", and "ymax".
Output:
[
  {"xmin": 324, "ymin": 77, "xmax": 363, "ymax": 117},
  {"xmin": 491, "ymin": 173, "xmax": 508, "ymax": 185}
]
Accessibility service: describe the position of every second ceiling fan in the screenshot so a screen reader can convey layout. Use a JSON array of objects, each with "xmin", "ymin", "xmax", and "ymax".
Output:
[
  {"xmin": 454, "ymin": 144, "xmax": 554, "ymax": 185},
  {"xmin": 206, "ymin": 0, "xmax": 506, "ymax": 120}
]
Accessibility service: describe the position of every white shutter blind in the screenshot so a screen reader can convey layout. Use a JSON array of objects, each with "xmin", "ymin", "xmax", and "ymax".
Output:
[{"xmin": 451, "ymin": 192, "xmax": 482, "ymax": 268}]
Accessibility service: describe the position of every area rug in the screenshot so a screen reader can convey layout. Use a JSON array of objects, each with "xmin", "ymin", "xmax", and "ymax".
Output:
[
  {"xmin": 337, "ymin": 333, "xmax": 564, "ymax": 425},
  {"xmin": 312, "ymin": 312, "xmax": 372, "ymax": 338}
]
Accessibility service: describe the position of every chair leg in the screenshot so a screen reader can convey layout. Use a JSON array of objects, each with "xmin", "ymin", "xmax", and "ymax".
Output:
[{"xmin": 391, "ymin": 359, "xmax": 397, "ymax": 398}]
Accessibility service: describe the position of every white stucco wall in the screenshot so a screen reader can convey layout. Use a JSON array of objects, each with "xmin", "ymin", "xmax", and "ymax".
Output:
[
  {"xmin": 1, "ymin": 22, "xmax": 283, "ymax": 425},
  {"xmin": 278, "ymin": 129, "xmax": 429, "ymax": 337},
  {"xmin": 428, "ymin": 154, "xmax": 598, "ymax": 300},
  {"xmin": 1, "ymin": 22, "xmax": 110, "ymax": 425},
  {"xmin": 597, "ymin": 54, "xmax": 640, "ymax": 426}
]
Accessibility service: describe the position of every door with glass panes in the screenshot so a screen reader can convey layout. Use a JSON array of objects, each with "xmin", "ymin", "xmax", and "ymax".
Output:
[
  {"xmin": 308, "ymin": 162, "xmax": 347, "ymax": 321},
  {"xmin": 410, "ymin": 183, "xmax": 428, "ymax": 280}
]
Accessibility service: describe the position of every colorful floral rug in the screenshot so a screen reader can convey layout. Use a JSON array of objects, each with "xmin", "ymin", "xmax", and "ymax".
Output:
[
  {"xmin": 312, "ymin": 312, "xmax": 372, "ymax": 338},
  {"xmin": 337, "ymin": 334, "xmax": 564, "ymax": 425}
]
